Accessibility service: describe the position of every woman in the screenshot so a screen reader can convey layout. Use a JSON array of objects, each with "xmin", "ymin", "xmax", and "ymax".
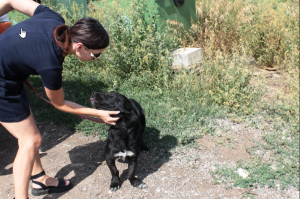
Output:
[{"xmin": 0, "ymin": 0, "xmax": 119, "ymax": 198}]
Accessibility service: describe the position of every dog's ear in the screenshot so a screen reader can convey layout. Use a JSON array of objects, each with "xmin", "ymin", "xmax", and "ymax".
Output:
[
  {"xmin": 129, "ymin": 99, "xmax": 144, "ymax": 116},
  {"xmin": 123, "ymin": 99, "xmax": 134, "ymax": 113}
]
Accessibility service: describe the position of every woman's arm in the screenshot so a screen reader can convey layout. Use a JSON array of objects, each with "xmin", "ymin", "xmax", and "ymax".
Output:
[
  {"xmin": 45, "ymin": 87, "xmax": 120, "ymax": 125},
  {"xmin": 0, "ymin": 0, "xmax": 39, "ymax": 17}
]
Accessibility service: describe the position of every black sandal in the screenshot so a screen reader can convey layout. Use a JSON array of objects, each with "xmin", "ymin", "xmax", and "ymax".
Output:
[{"xmin": 31, "ymin": 170, "xmax": 73, "ymax": 196}]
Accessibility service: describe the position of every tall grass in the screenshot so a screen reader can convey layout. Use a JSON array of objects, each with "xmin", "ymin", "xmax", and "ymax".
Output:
[
  {"xmin": 189, "ymin": 0, "xmax": 299, "ymax": 69},
  {"xmin": 182, "ymin": 0, "xmax": 299, "ymax": 134}
]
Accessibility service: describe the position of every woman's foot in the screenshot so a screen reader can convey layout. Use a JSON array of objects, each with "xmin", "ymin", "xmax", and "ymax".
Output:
[
  {"xmin": 31, "ymin": 174, "xmax": 70, "ymax": 189},
  {"xmin": 30, "ymin": 170, "xmax": 73, "ymax": 196}
]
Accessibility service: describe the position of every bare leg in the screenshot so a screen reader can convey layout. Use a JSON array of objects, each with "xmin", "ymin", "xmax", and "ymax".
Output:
[
  {"xmin": 1, "ymin": 112, "xmax": 42, "ymax": 199},
  {"xmin": 1, "ymin": 111, "xmax": 69, "ymax": 199}
]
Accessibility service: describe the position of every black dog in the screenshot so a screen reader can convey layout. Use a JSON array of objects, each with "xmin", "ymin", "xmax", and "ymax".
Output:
[{"xmin": 90, "ymin": 91, "xmax": 149, "ymax": 191}]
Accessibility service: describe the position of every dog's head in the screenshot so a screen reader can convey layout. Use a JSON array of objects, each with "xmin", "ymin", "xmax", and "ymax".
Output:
[{"xmin": 90, "ymin": 91, "xmax": 138, "ymax": 128}]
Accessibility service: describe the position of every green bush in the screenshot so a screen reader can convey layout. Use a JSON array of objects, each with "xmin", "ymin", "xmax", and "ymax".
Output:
[{"xmin": 17, "ymin": 0, "xmax": 261, "ymax": 139}]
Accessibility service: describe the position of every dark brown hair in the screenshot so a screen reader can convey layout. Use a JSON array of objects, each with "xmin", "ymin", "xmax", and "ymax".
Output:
[{"xmin": 53, "ymin": 17, "xmax": 109, "ymax": 56}]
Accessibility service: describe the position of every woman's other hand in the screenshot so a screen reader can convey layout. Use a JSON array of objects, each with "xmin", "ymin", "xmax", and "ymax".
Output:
[{"xmin": 0, "ymin": 0, "xmax": 39, "ymax": 17}]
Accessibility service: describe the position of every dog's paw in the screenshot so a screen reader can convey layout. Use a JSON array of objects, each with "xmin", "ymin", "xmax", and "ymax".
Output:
[
  {"xmin": 130, "ymin": 178, "xmax": 147, "ymax": 189},
  {"xmin": 141, "ymin": 146, "xmax": 149, "ymax": 153},
  {"xmin": 109, "ymin": 181, "xmax": 121, "ymax": 191},
  {"xmin": 110, "ymin": 184, "xmax": 120, "ymax": 191},
  {"xmin": 138, "ymin": 182, "xmax": 147, "ymax": 189},
  {"xmin": 142, "ymin": 149, "xmax": 149, "ymax": 153},
  {"xmin": 140, "ymin": 142, "xmax": 149, "ymax": 153}
]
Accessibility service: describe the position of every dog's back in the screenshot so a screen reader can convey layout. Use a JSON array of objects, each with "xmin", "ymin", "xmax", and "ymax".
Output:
[
  {"xmin": 106, "ymin": 98, "xmax": 147, "ymax": 156},
  {"xmin": 129, "ymin": 99, "xmax": 148, "ymax": 152},
  {"xmin": 129, "ymin": 99, "xmax": 145, "ymax": 132}
]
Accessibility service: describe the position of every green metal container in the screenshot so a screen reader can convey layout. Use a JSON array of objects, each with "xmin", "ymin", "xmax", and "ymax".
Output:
[
  {"xmin": 152, "ymin": 0, "xmax": 196, "ymax": 31},
  {"xmin": 52, "ymin": 0, "xmax": 196, "ymax": 31},
  {"xmin": 99, "ymin": 0, "xmax": 196, "ymax": 32}
]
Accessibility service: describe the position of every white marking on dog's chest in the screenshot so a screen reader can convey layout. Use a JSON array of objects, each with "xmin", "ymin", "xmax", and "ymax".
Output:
[{"xmin": 114, "ymin": 150, "xmax": 134, "ymax": 160}]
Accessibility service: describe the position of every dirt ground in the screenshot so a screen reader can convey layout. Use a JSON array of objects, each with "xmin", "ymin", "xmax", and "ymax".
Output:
[{"xmin": 0, "ymin": 69, "xmax": 298, "ymax": 199}]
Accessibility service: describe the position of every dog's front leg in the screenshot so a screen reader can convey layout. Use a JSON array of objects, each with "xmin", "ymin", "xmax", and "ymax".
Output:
[
  {"xmin": 127, "ymin": 157, "xmax": 147, "ymax": 189},
  {"xmin": 106, "ymin": 158, "xmax": 120, "ymax": 191}
]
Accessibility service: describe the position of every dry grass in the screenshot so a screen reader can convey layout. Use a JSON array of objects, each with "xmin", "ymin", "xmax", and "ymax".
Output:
[{"xmin": 180, "ymin": 0, "xmax": 299, "ymax": 70}]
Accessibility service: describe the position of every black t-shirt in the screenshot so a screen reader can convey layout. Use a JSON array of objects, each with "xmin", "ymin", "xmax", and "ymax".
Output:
[{"xmin": 0, "ymin": 5, "xmax": 65, "ymax": 90}]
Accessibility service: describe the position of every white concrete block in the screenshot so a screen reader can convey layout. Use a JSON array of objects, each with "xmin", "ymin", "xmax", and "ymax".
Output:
[
  {"xmin": 171, "ymin": 48, "xmax": 203, "ymax": 68},
  {"xmin": 234, "ymin": 56, "xmax": 256, "ymax": 70}
]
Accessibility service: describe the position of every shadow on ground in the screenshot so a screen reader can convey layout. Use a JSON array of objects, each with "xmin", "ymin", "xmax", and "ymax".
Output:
[
  {"xmin": 0, "ymin": 119, "xmax": 177, "ymax": 199},
  {"xmin": 0, "ymin": 121, "xmax": 75, "ymax": 177},
  {"xmin": 41, "ymin": 127, "xmax": 177, "ymax": 198},
  {"xmin": 41, "ymin": 139, "xmax": 106, "ymax": 199},
  {"xmin": 116, "ymin": 127, "xmax": 178, "ymax": 189}
]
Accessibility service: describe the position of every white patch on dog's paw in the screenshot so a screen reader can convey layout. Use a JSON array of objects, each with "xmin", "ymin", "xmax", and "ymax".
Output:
[
  {"xmin": 110, "ymin": 186, "xmax": 120, "ymax": 191},
  {"xmin": 138, "ymin": 183, "xmax": 147, "ymax": 189}
]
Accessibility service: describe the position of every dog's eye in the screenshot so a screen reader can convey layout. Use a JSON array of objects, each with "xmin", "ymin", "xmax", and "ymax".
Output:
[{"xmin": 110, "ymin": 94, "xmax": 114, "ymax": 97}]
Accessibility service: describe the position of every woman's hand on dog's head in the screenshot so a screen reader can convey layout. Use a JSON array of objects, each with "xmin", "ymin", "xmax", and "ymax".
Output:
[{"xmin": 98, "ymin": 110, "xmax": 120, "ymax": 125}]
